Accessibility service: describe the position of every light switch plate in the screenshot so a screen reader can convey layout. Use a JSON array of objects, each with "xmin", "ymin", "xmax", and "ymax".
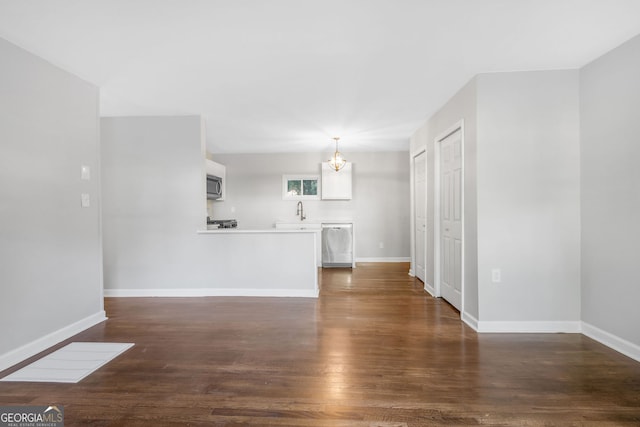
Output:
[
  {"xmin": 81, "ymin": 193, "xmax": 90, "ymax": 208},
  {"xmin": 81, "ymin": 165, "xmax": 91, "ymax": 180}
]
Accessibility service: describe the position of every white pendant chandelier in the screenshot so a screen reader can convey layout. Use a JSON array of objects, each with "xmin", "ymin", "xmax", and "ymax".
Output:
[{"xmin": 328, "ymin": 137, "xmax": 346, "ymax": 171}]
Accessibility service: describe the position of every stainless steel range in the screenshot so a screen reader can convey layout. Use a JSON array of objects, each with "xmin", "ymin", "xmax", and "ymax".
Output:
[{"xmin": 207, "ymin": 218, "xmax": 238, "ymax": 229}]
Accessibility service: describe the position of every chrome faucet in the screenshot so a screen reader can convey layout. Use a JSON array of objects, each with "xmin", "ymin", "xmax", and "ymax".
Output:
[{"xmin": 296, "ymin": 201, "xmax": 306, "ymax": 221}]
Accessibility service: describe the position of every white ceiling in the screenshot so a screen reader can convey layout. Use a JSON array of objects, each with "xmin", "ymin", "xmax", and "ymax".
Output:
[{"xmin": 1, "ymin": 1, "xmax": 639, "ymax": 154}]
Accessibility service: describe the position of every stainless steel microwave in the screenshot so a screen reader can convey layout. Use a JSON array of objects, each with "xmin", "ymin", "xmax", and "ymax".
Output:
[{"xmin": 206, "ymin": 175, "xmax": 222, "ymax": 200}]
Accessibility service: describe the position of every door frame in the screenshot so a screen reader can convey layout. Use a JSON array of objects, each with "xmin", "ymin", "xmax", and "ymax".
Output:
[
  {"xmin": 434, "ymin": 120, "xmax": 465, "ymax": 313},
  {"xmin": 412, "ymin": 149, "xmax": 428, "ymax": 289}
]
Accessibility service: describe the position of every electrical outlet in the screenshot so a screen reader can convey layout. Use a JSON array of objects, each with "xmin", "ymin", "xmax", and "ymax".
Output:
[
  {"xmin": 379, "ymin": 242, "xmax": 384, "ymax": 249},
  {"xmin": 491, "ymin": 268, "xmax": 501, "ymax": 283}
]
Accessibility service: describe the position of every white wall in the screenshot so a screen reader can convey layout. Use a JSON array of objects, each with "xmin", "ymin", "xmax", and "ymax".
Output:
[
  {"xmin": 210, "ymin": 151, "xmax": 411, "ymax": 260},
  {"xmin": 580, "ymin": 34, "xmax": 640, "ymax": 349},
  {"xmin": 101, "ymin": 116, "xmax": 207, "ymax": 290},
  {"xmin": 409, "ymin": 39, "xmax": 640, "ymax": 360},
  {"xmin": 410, "ymin": 70, "xmax": 582, "ymax": 329},
  {"xmin": 410, "ymin": 78, "xmax": 479, "ymax": 320},
  {"xmin": 0, "ymin": 37, "xmax": 104, "ymax": 370},
  {"xmin": 476, "ymin": 70, "xmax": 581, "ymax": 326}
]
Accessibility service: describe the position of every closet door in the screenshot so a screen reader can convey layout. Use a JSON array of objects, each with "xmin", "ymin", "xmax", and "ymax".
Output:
[
  {"xmin": 414, "ymin": 151, "xmax": 427, "ymax": 283},
  {"xmin": 440, "ymin": 129, "xmax": 462, "ymax": 310}
]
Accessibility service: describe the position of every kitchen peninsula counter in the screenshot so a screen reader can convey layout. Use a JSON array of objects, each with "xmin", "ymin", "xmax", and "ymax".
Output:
[{"xmin": 194, "ymin": 227, "xmax": 318, "ymax": 297}]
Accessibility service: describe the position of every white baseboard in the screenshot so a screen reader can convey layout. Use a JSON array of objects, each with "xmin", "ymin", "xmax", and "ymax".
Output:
[
  {"xmin": 424, "ymin": 283, "xmax": 436, "ymax": 297},
  {"xmin": 582, "ymin": 321, "xmax": 640, "ymax": 363},
  {"xmin": 0, "ymin": 311, "xmax": 107, "ymax": 373},
  {"xmin": 461, "ymin": 311, "xmax": 479, "ymax": 331},
  {"xmin": 104, "ymin": 288, "xmax": 319, "ymax": 298},
  {"xmin": 476, "ymin": 320, "xmax": 582, "ymax": 333},
  {"xmin": 356, "ymin": 257, "xmax": 411, "ymax": 263},
  {"xmin": 408, "ymin": 269, "xmax": 415, "ymax": 277}
]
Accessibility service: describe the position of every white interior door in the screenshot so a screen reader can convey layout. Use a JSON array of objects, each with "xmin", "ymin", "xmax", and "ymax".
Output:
[
  {"xmin": 440, "ymin": 129, "xmax": 462, "ymax": 310},
  {"xmin": 414, "ymin": 151, "xmax": 427, "ymax": 283}
]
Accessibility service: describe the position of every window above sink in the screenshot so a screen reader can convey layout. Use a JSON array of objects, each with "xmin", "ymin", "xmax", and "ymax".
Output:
[{"xmin": 282, "ymin": 175, "xmax": 320, "ymax": 200}]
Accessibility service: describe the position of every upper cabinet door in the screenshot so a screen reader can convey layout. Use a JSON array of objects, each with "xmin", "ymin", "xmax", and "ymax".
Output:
[{"xmin": 321, "ymin": 162, "xmax": 352, "ymax": 200}]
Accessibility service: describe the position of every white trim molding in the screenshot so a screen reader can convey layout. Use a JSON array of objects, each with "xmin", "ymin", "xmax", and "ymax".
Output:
[
  {"xmin": 356, "ymin": 257, "xmax": 410, "ymax": 263},
  {"xmin": 424, "ymin": 283, "xmax": 436, "ymax": 297},
  {"xmin": 458, "ymin": 317, "xmax": 640, "ymax": 362},
  {"xmin": 104, "ymin": 288, "xmax": 319, "ymax": 298},
  {"xmin": 582, "ymin": 322, "xmax": 640, "ymax": 363},
  {"xmin": 0, "ymin": 311, "xmax": 107, "ymax": 372},
  {"xmin": 461, "ymin": 311, "xmax": 479, "ymax": 331},
  {"xmin": 476, "ymin": 321, "xmax": 582, "ymax": 333}
]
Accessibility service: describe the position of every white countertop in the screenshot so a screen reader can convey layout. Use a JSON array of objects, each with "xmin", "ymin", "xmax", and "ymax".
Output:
[
  {"xmin": 199, "ymin": 219, "xmax": 354, "ymax": 234},
  {"xmin": 197, "ymin": 228, "xmax": 319, "ymax": 234},
  {"xmin": 274, "ymin": 218, "xmax": 354, "ymax": 224}
]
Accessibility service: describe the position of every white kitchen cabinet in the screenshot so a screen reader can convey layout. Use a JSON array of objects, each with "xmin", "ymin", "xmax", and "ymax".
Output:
[
  {"xmin": 206, "ymin": 159, "xmax": 226, "ymax": 200},
  {"xmin": 321, "ymin": 162, "xmax": 352, "ymax": 200}
]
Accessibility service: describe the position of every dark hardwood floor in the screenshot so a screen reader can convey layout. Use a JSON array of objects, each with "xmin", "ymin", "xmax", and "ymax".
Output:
[{"xmin": 1, "ymin": 263, "xmax": 639, "ymax": 426}]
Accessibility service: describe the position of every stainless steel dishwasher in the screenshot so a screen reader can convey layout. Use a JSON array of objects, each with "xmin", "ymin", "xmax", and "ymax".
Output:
[{"xmin": 321, "ymin": 223, "xmax": 353, "ymax": 268}]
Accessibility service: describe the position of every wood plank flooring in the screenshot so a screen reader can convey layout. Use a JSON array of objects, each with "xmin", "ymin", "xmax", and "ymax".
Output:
[{"xmin": 1, "ymin": 263, "xmax": 639, "ymax": 426}]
